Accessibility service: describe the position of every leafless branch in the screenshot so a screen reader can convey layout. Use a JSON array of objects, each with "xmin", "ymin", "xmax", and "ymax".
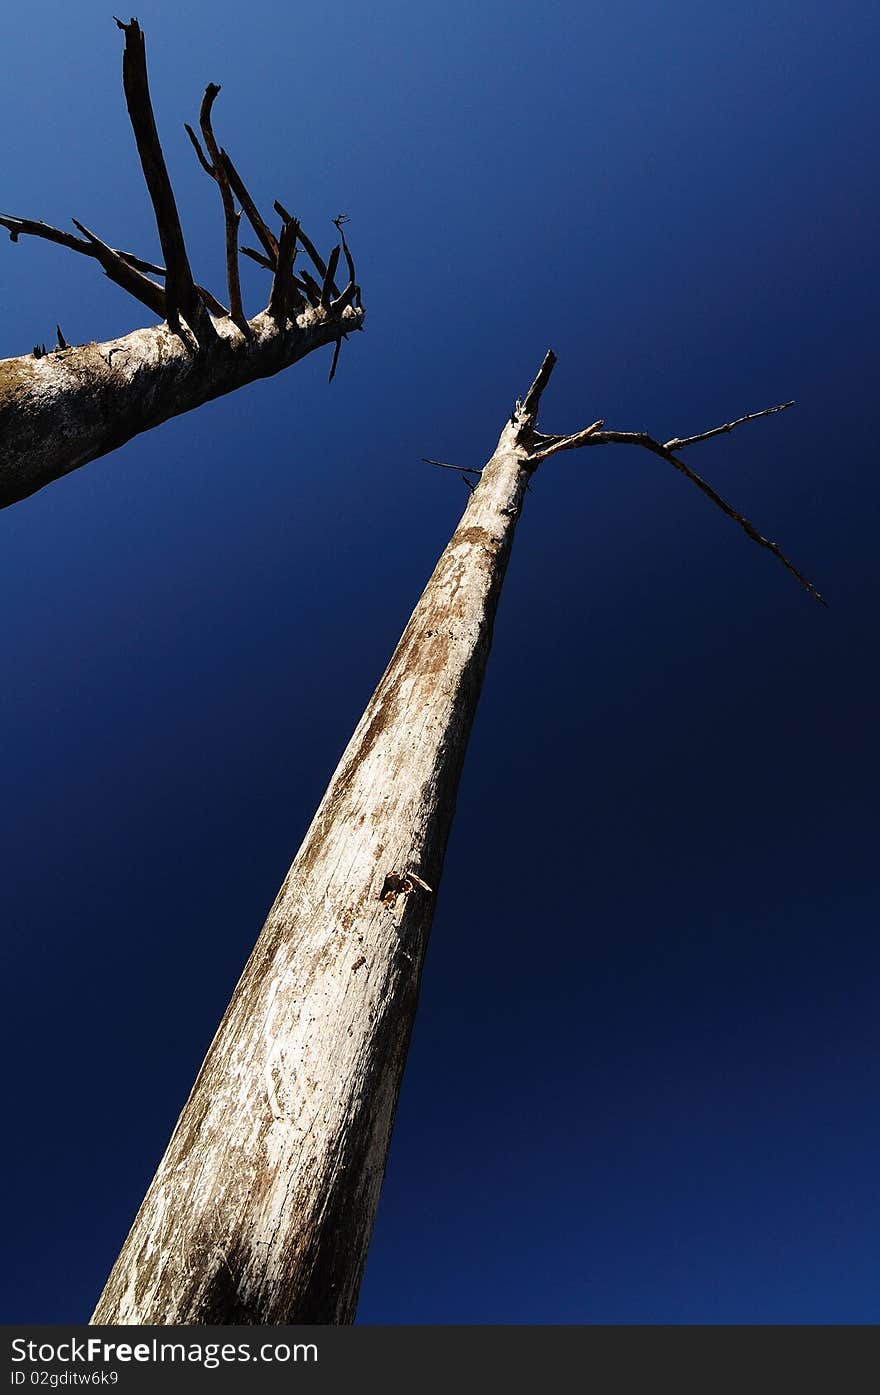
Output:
[
  {"xmin": 422, "ymin": 458, "xmax": 483, "ymax": 477},
  {"xmin": 519, "ymin": 349, "xmax": 558, "ymax": 423},
  {"xmin": 331, "ymin": 215, "xmax": 360, "ymax": 313},
  {"xmin": 334, "ymin": 215, "xmax": 356, "ymax": 284},
  {"xmin": 276, "ymin": 201, "xmax": 338, "ymax": 296},
  {"xmin": 526, "ymin": 402, "xmax": 825, "ymax": 605},
  {"xmin": 221, "ymin": 150, "xmax": 278, "ymax": 264},
  {"xmin": 72, "ymin": 219, "xmax": 169, "ymax": 318},
  {"xmin": 267, "ymin": 217, "xmax": 301, "ymax": 324},
  {"xmin": 328, "ymin": 336, "xmax": 342, "ymax": 383},
  {"xmin": 114, "ymin": 17, "xmax": 210, "ymax": 341},
  {"xmin": 1, "ymin": 210, "xmax": 231, "ymax": 324},
  {"xmin": 665, "ymin": 400, "xmax": 795, "ymax": 452},
  {"xmin": 528, "ymin": 420, "xmax": 605, "ymax": 463},
  {"xmin": 241, "ymin": 245, "xmax": 274, "ymax": 271},
  {"xmin": 192, "ymin": 83, "xmax": 247, "ymax": 333},
  {"xmin": 332, "ymin": 281, "xmax": 360, "ymax": 313},
  {"xmin": 0, "ymin": 214, "xmax": 166, "ymax": 318},
  {"xmin": 320, "ymin": 245, "xmax": 341, "ymax": 310},
  {"xmin": 298, "ymin": 268, "xmax": 323, "ymax": 307},
  {"xmin": 183, "ymin": 122, "xmax": 213, "ymax": 176}
]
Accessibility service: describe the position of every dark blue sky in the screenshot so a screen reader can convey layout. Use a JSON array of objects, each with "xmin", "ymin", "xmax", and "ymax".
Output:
[{"xmin": 1, "ymin": 0, "xmax": 878, "ymax": 1323}]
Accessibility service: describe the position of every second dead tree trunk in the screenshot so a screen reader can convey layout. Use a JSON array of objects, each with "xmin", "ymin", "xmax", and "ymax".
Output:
[
  {"xmin": 0, "ymin": 20, "xmax": 363, "ymax": 511},
  {"xmin": 91, "ymin": 352, "xmax": 823, "ymax": 1325}
]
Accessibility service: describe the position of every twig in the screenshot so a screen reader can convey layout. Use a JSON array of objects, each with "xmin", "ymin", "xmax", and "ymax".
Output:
[
  {"xmin": 183, "ymin": 122, "xmax": 213, "ymax": 176},
  {"xmin": 664, "ymin": 401, "xmax": 795, "ymax": 452},
  {"xmin": 240, "ymin": 245, "xmax": 274, "ymax": 271},
  {"xmin": 0, "ymin": 214, "xmax": 167, "ymax": 317},
  {"xmin": 522, "ymin": 382, "xmax": 824, "ymax": 605},
  {"xmin": 298, "ymin": 268, "xmax": 323, "ymax": 307},
  {"xmin": 71, "ymin": 220, "xmax": 168, "ymax": 318},
  {"xmin": 328, "ymin": 336, "xmax": 342, "ymax": 383},
  {"xmin": 195, "ymin": 83, "xmax": 247, "ymax": 333},
  {"xmin": 422, "ymin": 458, "xmax": 483, "ymax": 477},
  {"xmin": 320, "ymin": 245, "xmax": 341, "ymax": 310},
  {"xmin": 332, "ymin": 281, "xmax": 359, "ymax": 313},
  {"xmin": 276, "ymin": 201, "xmax": 337, "ymax": 295},
  {"xmin": 539, "ymin": 423, "xmax": 825, "ymax": 605},
  {"xmin": 331, "ymin": 215, "xmax": 359, "ymax": 313},
  {"xmin": 528, "ymin": 420, "xmax": 605, "ymax": 463},
  {"xmin": 333, "ymin": 215, "xmax": 356, "ymax": 284},
  {"xmin": 221, "ymin": 150, "xmax": 278, "ymax": 264}
]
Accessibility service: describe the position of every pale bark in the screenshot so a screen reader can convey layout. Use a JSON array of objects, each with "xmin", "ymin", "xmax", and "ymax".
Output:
[
  {"xmin": 0, "ymin": 18, "xmax": 362, "ymax": 511},
  {"xmin": 89, "ymin": 350, "xmax": 821, "ymax": 1326},
  {"xmin": 91, "ymin": 377, "xmax": 541, "ymax": 1326},
  {"xmin": 0, "ymin": 306, "xmax": 362, "ymax": 510}
]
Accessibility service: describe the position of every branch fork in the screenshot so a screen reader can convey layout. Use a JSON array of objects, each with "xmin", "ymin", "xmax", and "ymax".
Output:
[{"xmin": 478, "ymin": 351, "xmax": 824, "ymax": 606}]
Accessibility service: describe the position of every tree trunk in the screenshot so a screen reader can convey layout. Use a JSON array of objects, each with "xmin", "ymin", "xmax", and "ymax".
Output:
[
  {"xmin": 0, "ymin": 307, "xmax": 361, "ymax": 511},
  {"xmin": 0, "ymin": 18, "xmax": 363, "ymax": 512},
  {"xmin": 91, "ymin": 378, "xmax": 541, "ymax": 1326},
  {"xmin": 89, "ymin": 346, "xmax": 817, "ymax": 1325}
]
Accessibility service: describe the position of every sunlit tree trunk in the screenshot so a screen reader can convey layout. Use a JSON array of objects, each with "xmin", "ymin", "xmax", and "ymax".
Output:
[
  {"xmin": 90, "ymin": 345, "xmax": 819, "ymax": 1325},
  {"xmin": 91, "ymin": 360, "xmax": 561, "ymax": 1325}
]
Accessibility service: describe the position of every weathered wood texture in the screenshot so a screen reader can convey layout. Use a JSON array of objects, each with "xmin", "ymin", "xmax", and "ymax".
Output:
[
  {"xmin": 88, "ymin": 349, "xmax": 817, "ymax": 1325},
  {"xmin": 0, "ymin": 18, "xmax": 363, "ymax": 512},
  {"xmin": 91, "ymin": 401, "xmax": 539, "ymax": 1325},
  {"xmin": 0, "ymin": 306, "xmax": 362, "ymax": 510}
]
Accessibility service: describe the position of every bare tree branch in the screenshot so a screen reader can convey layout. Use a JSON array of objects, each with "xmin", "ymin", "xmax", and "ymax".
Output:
[
  {"xmin": 71, "ymin": 219, "xmax": 169, "ymax": 318},
  {"xmin": 1, "ymin": 214, "xmax": 166, "ymax": 318},
  {"xmin": 0, "ymin": 20, "xmax": 366, "ymax": 511},
  {"xmin": 267, "ymin": 217, "xmax": 301, "ymax": 324},
  {"xmin": 320, "ymin": 245, "xmax": 341, "ymax": 310},
  {"xmin": 276, "ymin": 201, "xmax": 338, "ymax": 296},
  {"xmin": 114, "ymin": 17, "xmax": 210, "ymax": 340},
  {"xmin": 422, "ymin": 457, "xmax": 483, "ymax": 477},
  {"xmin": 1, "ymin": 211, "xmax": 229, "ymax": 322},
  {"xmin": 334, "ymin": 214, "xmax": 356, "ymax": 284},
  {"xmin": 528, "ymin": 420, "xmax": 605, "ymax": 463},
  {"xmin": 665, "ymin": 400, "xmax": 795, "ymax": 452},
  {"xmin": 330, "ymin": 216, "xmax": 360, "ymax": 313},
  {"xmin": 221, "ymin": 149, "xmax": 278, "ymax": 264},
  {"xmin": 189, "ymin": 83, "xmax": 248, "ymax": 333},
  {"xmin": 183, "ymin": 121, "xmax": 213, "ymax": 176},
  {"xmin": 240, "ymin": 245, "xmax": 274, "ymax": 271},
  {"xmin": 328, "ymin": 335, "xmax": 342, "ymax": 383},
  {"xmin": 332, "ymin": 281, "xmax": 360, "ymax": 313},
  {"xmin": 519, "ymin": 348, "xmax": 558, "ymax": 422},
  {"xmin": 521, "ymin": 376, "xmax": 825, "ymax": 606},
  {"xmin": 298, "ymin": 268, "xmax": 323, "ymax": 307}
]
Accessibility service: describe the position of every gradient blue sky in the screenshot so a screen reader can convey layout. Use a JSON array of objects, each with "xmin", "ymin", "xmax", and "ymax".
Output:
[{"xmin": 1, "ymin": 0, "xmax": 878, "ymax": 1324}]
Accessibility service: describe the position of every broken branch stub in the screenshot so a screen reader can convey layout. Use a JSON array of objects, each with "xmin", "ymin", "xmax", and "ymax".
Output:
[{"xmin": 0, "ymin": 18, "xmax": 364, "ymax": 510}]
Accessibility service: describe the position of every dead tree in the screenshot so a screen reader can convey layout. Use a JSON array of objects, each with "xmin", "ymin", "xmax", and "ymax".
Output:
[
  {"xmin": 0, "ymin": 18, "xmax": 363, "ymax": 512},
  {"xmin": 91, "ymin": 350, "xmax": 823, "ymax": 1326}
]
